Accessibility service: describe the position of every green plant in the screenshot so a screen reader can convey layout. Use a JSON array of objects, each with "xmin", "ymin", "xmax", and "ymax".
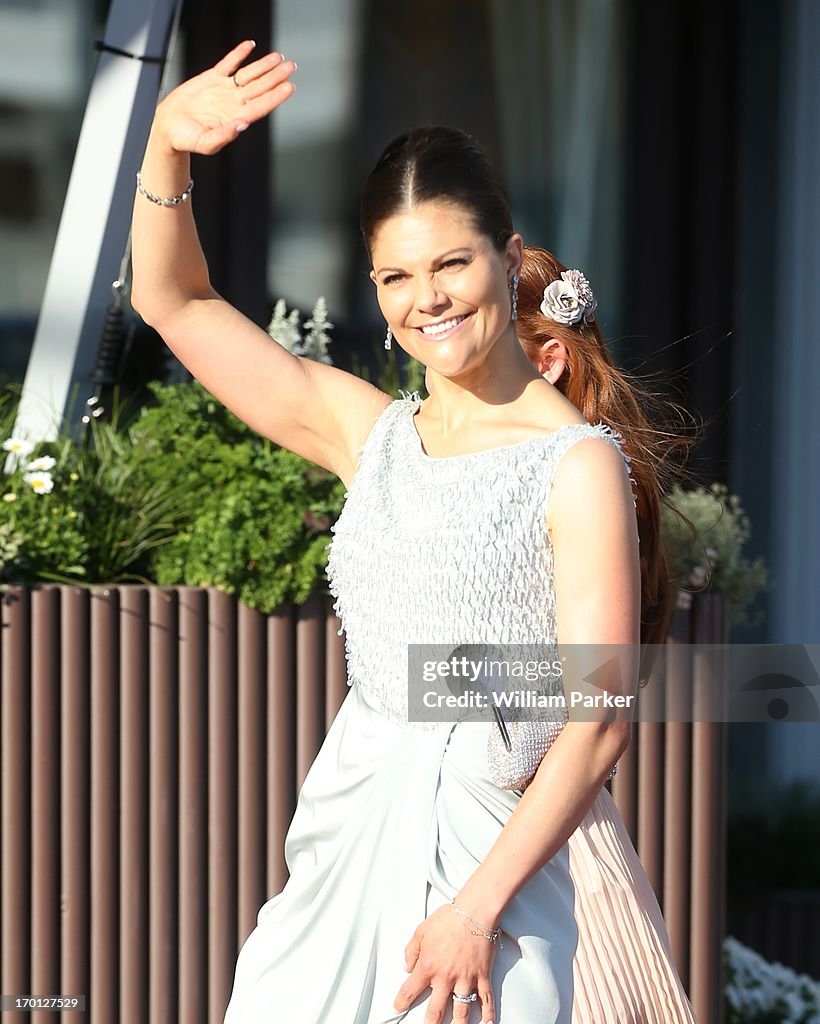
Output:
[
  {"xmin": 130, "ymin": 297, "xmax": 428, "ymax": 608},
  {"xmin": 130, "ymin": 378, "xmax": 345, "ymax": 610},
  {"xmin": 661, "ymin": 483, "xmax": 768, "ymax": 625},
  {"xmin": 1, "ymin": 386, "xmax": 194, "ymax": 585}
]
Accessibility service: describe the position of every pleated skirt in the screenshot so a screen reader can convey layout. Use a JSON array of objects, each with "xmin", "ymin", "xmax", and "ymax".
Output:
[{"xmin": 567, "ymin": 787, "xmax": 697, "ymax": 1022}]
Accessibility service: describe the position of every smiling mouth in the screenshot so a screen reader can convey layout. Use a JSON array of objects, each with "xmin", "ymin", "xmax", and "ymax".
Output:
[{"xmin": 416, "ymin": 314, "xmax": 471, "ymax": 339}]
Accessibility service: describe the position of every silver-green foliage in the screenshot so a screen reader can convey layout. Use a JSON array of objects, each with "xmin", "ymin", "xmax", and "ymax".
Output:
[{"xmin": 662, "ymin": 483, "xmax": 768, "ymax": 625}]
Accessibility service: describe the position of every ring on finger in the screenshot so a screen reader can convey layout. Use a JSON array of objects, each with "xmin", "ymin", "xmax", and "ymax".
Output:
[
  {"xmin": 232, "ymin": 73, "xmax": 242, "ymax": 88},
  {"xmin": 452, "ymin": 991, "xmax": 478, "ymax": 1003}
]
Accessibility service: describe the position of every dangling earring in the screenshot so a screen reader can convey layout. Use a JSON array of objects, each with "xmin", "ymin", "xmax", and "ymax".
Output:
[
  {"xmin": 384, "ymin": 326, "xmax": 392, "ymax": 351},
  {"xmin": 510, "ymin": 274, "xmax": 519, "ymax": 322}
]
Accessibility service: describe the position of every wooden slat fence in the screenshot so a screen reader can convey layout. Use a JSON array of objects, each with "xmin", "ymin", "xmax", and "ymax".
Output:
[{"xmin": 0, "ymin": 585, "xmax": 726, "ymax": 1023}]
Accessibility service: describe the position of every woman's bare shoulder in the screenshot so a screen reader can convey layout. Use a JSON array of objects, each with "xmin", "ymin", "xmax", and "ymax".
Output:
[{"xmin": 547, "ymin": 434, "xmax": 637, "ymax": 536}]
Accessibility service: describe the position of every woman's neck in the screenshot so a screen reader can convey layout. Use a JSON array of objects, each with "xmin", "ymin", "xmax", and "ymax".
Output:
[{"xmin": 421, "ymin": 329, "xmax": 546, "ymax": 435}]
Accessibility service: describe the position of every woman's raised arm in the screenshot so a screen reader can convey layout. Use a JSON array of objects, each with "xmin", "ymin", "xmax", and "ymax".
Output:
[{"xmin": 130, "ymin": 40, "xmax": 389, "ymax": 487}]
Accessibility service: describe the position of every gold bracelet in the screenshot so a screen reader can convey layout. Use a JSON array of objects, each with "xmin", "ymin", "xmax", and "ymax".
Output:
[
  {"xmin": 449, "ymin": 899, "xmax": 502, "ymax": 947},
  {"xmin": 136, "ymin": 171, "xmax": 194, "ymax": 207}
]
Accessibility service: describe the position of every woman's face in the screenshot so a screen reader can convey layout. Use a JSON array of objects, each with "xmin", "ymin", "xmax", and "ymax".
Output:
[{"xmin": 369, "ymin": 201, "xmax": 522, "ymax": 380}]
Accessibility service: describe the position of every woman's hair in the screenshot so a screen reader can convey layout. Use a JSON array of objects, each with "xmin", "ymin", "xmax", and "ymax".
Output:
[
  {"xmin": 517, "ymin": 246, "xmax": 697, "ymax": 655},
  {"xmin": 360, "ymin": 126, "xmax": 514, "ymax": 256}
]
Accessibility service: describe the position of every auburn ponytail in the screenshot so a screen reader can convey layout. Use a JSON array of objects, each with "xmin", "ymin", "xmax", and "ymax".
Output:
[{"xmin": 517, "ymin": 246, "xmax": 698, "ymax": 655}]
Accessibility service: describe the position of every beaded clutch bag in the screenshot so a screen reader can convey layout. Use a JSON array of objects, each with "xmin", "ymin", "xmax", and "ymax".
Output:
[
  {"xmin": 486, "ymin": 708, "xmax": 619, "ymax": 792},
  {"xmin": 486, "ymin": 708, "xmax": 566, "ymax": 791},
  {"xmin": 443, "ymin": 644, "xmax": 620, "ymax": 792}
]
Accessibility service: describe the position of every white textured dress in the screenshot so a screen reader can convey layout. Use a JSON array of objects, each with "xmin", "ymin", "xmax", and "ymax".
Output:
[{"xmin": 222, "ymin": 393, "xmax": 697, "ymax": 1024}]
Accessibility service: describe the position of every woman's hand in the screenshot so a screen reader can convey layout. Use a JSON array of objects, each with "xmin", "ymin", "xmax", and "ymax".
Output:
[
  {"xmin": 393, "ymin": 903, "xmax": 498, "ymax": 1023},
  {"xmin": 152, "ymin": 40, "xmax": 296, "ymax": 156}
]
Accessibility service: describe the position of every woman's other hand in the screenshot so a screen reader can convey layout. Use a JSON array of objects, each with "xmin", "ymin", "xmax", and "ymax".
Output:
[
  {"xmin": 393, "ymin": 904, "xmax": 497, "ymax": 1024},
  {"xmin": 153, "ymin": 40, "xmax": 296, "ymax": 156}
]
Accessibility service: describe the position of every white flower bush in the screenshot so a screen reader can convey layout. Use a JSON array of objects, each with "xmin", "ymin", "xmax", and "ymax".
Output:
[
  {"xmin": 2, "ymin": 432, "xmax": 59, "ymax": 581},
  {"xmin": 724, "ymin": 936, "xmax": 820, "ymax": 1024}
]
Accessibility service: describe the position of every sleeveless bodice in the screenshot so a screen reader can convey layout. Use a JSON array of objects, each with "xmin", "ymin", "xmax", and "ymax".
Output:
[{"xmin": 325, "ymin": 392, "xmax": 635, "ymax": 730}]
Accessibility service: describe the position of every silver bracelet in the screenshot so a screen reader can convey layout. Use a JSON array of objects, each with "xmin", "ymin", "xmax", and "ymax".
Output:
[
  {"xmin": 449, "ymin": 899, "xmax": 502, "ymax": 947},
  {"xmin": 136, "ymin": 171, "xmax": 194, "ymax": 207}
]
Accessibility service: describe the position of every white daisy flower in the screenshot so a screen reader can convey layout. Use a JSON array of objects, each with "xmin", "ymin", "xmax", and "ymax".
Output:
[
  {"xmin": 2, "ymin": 492, "xmax": 17, "ymax": 502},
  {"xmin": 25, "ymin": 455, "xmax": 57, "ymax": 472},
  {"xmin": 23, "ymin": 471, "xmax": 54, "ymax": 495},
  {"xmin": 2, "ymin": 437, "xmax": 35, "ymax": 457}
]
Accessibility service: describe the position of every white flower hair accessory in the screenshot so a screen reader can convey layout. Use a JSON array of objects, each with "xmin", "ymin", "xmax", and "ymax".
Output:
[{"xmin": 540, "ymin": 269, "xmax": 598, "ymax": 326}]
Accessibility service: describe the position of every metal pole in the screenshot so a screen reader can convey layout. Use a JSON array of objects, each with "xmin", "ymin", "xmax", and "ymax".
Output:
[{"xmin": 12, "ymin": 0, "xmax": 183, "ymax": 444}]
